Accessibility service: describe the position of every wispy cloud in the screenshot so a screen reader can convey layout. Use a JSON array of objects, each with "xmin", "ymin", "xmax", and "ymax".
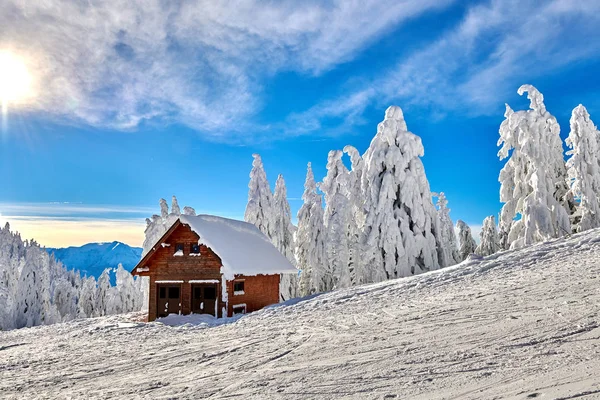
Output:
[
  {"xmin": 286, "ymin": 0, "xmax": 600, "ymax": 136},
  {"xmin": 1, "ymin": 0, "xmax": 451, "ymax": 139},
  {"xmin": 0, "ymin": 202, "xmax": 154, "ymax": 217}
]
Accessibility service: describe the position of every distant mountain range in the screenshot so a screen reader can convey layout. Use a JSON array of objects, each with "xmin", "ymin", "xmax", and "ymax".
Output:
[{"xmin": 46, "ymin": 241, "xmax": 142, "ymax": 280}]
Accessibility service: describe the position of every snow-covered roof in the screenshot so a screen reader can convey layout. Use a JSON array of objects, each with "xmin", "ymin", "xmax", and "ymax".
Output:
[{"xmin": 179, "ymin": 215, "xmax": 297, "ymax": 279}]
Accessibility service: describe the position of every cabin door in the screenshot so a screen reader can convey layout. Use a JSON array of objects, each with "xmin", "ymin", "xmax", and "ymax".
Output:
[
  {"xmin": 157, "ymin": 284, "xmax": 181, "ymax": 318},
  {"xmin": 191, "ymin": 284, "xmax": 218, "ymax": 316}
]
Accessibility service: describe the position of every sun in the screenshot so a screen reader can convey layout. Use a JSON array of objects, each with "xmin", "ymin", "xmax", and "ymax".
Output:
[{"xmin": 0, "ymin": 51, "xmax": 33, "ymax": 105}]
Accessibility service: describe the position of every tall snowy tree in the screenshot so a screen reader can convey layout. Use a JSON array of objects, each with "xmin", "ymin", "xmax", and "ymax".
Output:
[
  {"xmin": 565, "ymin": 105, "xmax": 600, "ymax": 233},
  {"xmin": 476, "ymin": 216, "xmax": 500, "ymax": 257},
  {"xmin": 434, "ymin": 192, "xmax": 460, "ymax": 267},
  {"xmin": 320, "ymin": 150, "xmax": 352, "ymax": 290},
  {"xmin": 343, "ymin": 145, "xmax": 366, "ymax": 285},
  {"xmin": 456, "ymin": 220, "xmax": 477, "ymax": 261},
  {"xmin": 361, "ymin": 106, "xmax": 442, "ymax": 281},
  {"xmin": 297, "ymin": 163, "xmax": 327, "ymax": 296},
  {"xmin": 244, "ymin": 154, "xmax": 274, "ymax": 239},
  {"xmin": 273, "ymin": 174, "xmax": 299, "ymax": 300},
  {"xmin": 498, "ymin": 85, "xmax": 571, "ymax": 249}
]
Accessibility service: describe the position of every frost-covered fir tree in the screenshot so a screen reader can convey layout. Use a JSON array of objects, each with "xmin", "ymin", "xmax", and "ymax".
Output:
[
  {"xmin": 434, "ymin": 192, "xmax": 461, "ymax": 266},
  {"xmin": 244, "ymin": 154, "xmax": 274, "ymax": 239},
  {"xmin": 320, "ymin": 150, "xmax": 352, "ymax": 290},
  {"xmin": 95, "ymin": 269, "xmax": 112, "ymax": 316},
  {"xmin": 297, "ymin": 163, "xmax": 327, "ymax": 296},
  {"xmin": 361, "ymin": 106, "xmax": 442, "ymax": 281},
  {"xmin": 456, "ymin": 220, "xmax": 477, "ymax": 261},
  {"xmin": 343, "ymin": 145, "xmax": 366, "ymax": 285},
  {"xmin": 475, "ymin": 216, "xmax": 500, "ymax": 257},
  {"xmin": 273, "ymin": 174, "xmax": 299, "ymax": 300},
  {"xmin": 183, "ymin": 206, "xmax": 196, "ymax": 216},
  {"xmin": 498, "ymin": 85, "xmax": 571, "ymax": 249},
  {"xmin": 78, "ymin": 276, "xmax": 97, "ymax": 318},
  {"xmin": 565, "ymin": 105, "xmax": 600, "ymax": 232}
]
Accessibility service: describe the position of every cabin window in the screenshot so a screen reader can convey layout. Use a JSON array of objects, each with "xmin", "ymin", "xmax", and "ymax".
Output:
[
  {"xmin": 204, "ymin": 286, "xmax": 217, "ymax": 300},
  {"xmin": 232, "ymin": 304, "xmax": 246, "ymax": 315},
  {"xmin": 190, "ymin": 243, "xmax": 200, "ymax": 255},
  {"xmin": 174, "ymin": 243, "xmax": 184, "ymax": 256},
  {"xmin": 168, "ymin": 286, "xmax": 180, "ymax": 299},
  {"xmin": 159, "ymin": 287, "xmax": 167, "ymax": 299},
  {"xmin": 233, "ymin": 280, "xmax": 245, "ymax": 295}
]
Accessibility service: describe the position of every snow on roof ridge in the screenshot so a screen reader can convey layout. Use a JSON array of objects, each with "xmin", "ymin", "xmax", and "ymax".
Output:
[{"xmin": 179, "ymin": 214, "xmax": 297, "ymax": 280}]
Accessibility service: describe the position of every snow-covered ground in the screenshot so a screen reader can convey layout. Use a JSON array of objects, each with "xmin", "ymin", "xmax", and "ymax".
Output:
[{"xmin": 3, "ymin": 230, "xmax": 600, "ymax": 399}]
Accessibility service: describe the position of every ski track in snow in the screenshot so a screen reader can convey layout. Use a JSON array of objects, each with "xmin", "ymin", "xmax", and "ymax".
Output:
[{"xmin": 3, "ymin": 230, "xmax": 600, "ymax": 399}]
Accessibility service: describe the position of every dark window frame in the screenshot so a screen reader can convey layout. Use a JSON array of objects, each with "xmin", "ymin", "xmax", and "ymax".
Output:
[
  {"xmin": 174, "ymin": 243, "xmax": 184, "ymax": 255},
  {"xmin": 190, "ymin": 243, "xmax": 201, "ymax": 254},
  {"xmin": 233, "ymin": 280, "xmax": 245, "ymax": 293}
]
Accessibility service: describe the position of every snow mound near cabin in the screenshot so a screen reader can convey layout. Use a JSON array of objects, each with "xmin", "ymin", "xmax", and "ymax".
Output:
[{"xmin": 3, "ymin": 229, "xmax": 600, "ymax": 399}]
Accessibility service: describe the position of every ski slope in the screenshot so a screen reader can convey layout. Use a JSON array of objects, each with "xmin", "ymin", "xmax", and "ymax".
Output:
[{"xmin": 2, "ymin": 230, "xmax": 600, "ymax": 399}]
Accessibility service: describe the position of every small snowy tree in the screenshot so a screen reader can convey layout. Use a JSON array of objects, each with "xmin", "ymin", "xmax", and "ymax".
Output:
[
  {"xmin": 476, "ymin": 216, "xmax": 500, "ymax": 257},
  {"xmin": 297, "ymin": 163, "xmax": 327, "ymax": 296},
  {"xmin": 343, "ymin": 145, "xmax": 366, "ymax": 285},
  {"xmin": 361, "ymin": 106, "xmax": 441, "ymax": 281},
  {"xmin": 320, "ymin": 150, "xmax": 352, "ymax": 290},
  {"xmin": 171, "ymin": 195, "xmax": 181, "ymax": 216},
  {"xmin": 273, "ymin": 174, "xmax": 299, "ymax": 300},
  {"xmin": 456, "ymin": 220, "xmax": 477, "ymax": 261},
  {"xmin": 565, "ymin": 105, "xmax": 600, "ymax": 232},
  {"xmin": 244, "ymin": 154, "xmax": 275, "ymax": 240},
  {"xmin": 183, "ymin": 206, "xmax": 196, "ymax": 216},
  {"xmin": 498, "ymin": 85, "xmax": 571, "ymax": 248},
  {"xmin": 95, "ymin": 269, "xmax": 111, "ymax": 316},
  {"xmin": 434, "ymin": 192, "xmax": 461, "ymax": 267},
  {"xmin": 78, "ymin": 276, "xmax": 97, "ymax": 318}
]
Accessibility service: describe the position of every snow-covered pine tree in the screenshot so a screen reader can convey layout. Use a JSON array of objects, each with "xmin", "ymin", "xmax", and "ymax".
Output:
[
  {"xmin": 320, "ymin": 150, "xmax": 352, "ymax": 290},
  {"xmin": 343, "ymin": 145, "xmax": 366, "ymax": 286},
  {"xmin": 476, "ymin": 216, "xmax": 500, "ymax": 257},
  {"xmin": 244, "ymin": 154, "xmax": 275, "ymax": 240},
  {"xmin": 565, "ymin": 105, "xmax": 600, "ymax": 232},
  {"xmin": 297, "ymin": 163, "xmax": 327, "ymax": 296},
  {"xmin": 361, "ymin": 106, "xmax": 441, "ymax": 281},
  {"xmin": 434, "ymin": 192, "xmax": 461, "ymax": 267},
  {"xmin": 171, "ymin": 195, "xmax": 181, "ymax": 216},
  {"xmin": 498, "ymin": 85, "xmax": 571, "ymax": 249},
  {"xmin": 183, "ymin": 206, "xmax": 196, "ymax": 216},
  {"xmin": 273, "ymin": 174, "xmax": 299, "ymax": 300},
  {"xmin": 95, "ymin": 269, "xmax": 112, "ymax": 316},
  {"xmin": 78, "ymin": 276, "xmax": 97, "ymax": 318},
  {"xmin": 456, "ymin": 220, "xmax": 477, "ymax": 261}
]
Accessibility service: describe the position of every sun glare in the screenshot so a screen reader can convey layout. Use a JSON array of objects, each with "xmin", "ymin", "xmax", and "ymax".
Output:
[{"xmin": 0, "ymin": 51, "xmax": 33, "ymax": 105}]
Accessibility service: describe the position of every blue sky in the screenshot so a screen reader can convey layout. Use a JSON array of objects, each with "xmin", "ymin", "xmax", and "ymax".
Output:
[{"xmin": 1, "ymin": 0, "xmax": 599, "ymax": 247}]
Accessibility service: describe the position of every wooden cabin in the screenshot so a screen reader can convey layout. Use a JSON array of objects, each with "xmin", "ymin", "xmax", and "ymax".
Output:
[{"xmin": 132, "ymin": 214, "xmax": 297, "ymax": 321}]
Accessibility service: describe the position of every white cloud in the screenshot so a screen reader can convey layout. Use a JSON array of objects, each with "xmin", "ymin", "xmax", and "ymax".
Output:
[
  {"xmin": 286, "ymin": 0, "xmax": 600, "ymax": 136},
  {"xmin": 0, "ymin": 202, "xmax": 153, "ymax": 217},
  {"xmin": 0, "ymin": 0, "xmax": 451, "ymax": 139}
]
